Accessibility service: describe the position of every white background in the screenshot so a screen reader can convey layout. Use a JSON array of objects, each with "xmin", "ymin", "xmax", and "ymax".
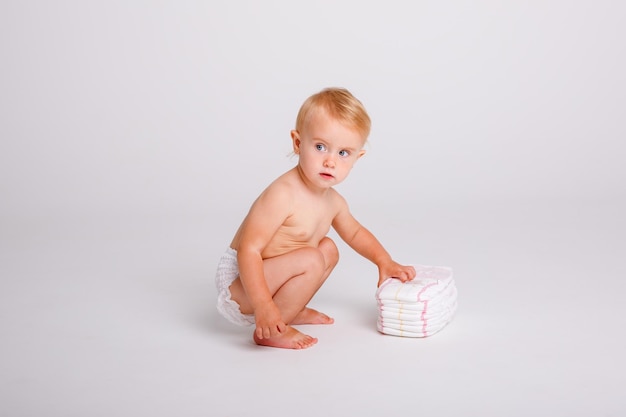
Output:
[{"xmin": 1, "ymin": 1, "xmax": 625, "ymax": 416}]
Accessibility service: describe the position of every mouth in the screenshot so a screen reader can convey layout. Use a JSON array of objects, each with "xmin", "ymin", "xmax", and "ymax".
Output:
[{"xmin": 319, "ymin": 172, "xmax": 334, "ymax": 180}]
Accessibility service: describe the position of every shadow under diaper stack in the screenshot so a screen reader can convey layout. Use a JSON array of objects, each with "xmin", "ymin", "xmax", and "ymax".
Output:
[{"xmin": 375, "ymin": 265, "xmax": 457, "ymax": 337}]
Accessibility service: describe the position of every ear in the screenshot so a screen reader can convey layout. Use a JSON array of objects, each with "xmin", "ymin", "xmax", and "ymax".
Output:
[
  {"xmin": 357, "ymin": 149, "xmax": 366, "ymax": 159},
  {"xmin": 291, "ymin": 130, "xmax": 301, "ymax": 154}
]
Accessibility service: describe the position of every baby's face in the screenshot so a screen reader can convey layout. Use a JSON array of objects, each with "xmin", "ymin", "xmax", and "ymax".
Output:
[{"xmin": 292, "ymin": 109, "xmax": 366, "ymax": 190}]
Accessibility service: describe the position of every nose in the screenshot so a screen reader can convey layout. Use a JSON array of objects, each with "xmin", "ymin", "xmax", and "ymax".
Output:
[{"xmin": 323, "ymin": 155, "xmax": 335, "ymax": 168}]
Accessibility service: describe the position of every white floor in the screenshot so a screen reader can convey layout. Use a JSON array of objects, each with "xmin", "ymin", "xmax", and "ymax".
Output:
[{"xmin": 1, "ymin": 200, "xmax": 625, "ymax": 416}]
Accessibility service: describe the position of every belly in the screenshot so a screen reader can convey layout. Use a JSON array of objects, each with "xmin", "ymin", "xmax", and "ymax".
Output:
[
  {"xmin": 261, "ymin": 231, "xmax": 326, "ymax": 259},
  {"xmin": 261, "ymin": 240, "xmax": 313, "ymax": 259}
]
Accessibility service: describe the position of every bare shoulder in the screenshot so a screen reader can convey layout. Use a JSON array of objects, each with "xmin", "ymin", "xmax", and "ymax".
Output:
[
  {"xmin": 249, "ymin": 171, "xmax": 299, "ymax": 216},
  {"xmin": 327, "ymin": 187, "xmax": 350, "ymax": 216}
]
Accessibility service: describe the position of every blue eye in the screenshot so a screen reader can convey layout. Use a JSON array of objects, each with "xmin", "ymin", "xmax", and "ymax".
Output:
[
  {"xmin": 316, "ymin": 144, "xmax": 326, "ymax": 151},
  {"xmin": 339, "ymin": 150, "xmax": 349, "ymax": 157}
]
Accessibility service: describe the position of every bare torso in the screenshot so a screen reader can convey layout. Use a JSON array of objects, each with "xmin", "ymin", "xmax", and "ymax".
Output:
[{"xmin": 230, "ymin": 168, "xmax": 342, "ymax": 259}]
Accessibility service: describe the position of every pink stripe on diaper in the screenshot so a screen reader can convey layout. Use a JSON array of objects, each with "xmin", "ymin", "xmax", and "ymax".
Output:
[
  {"xmin": 376, "ymin": 279, "xmax": 394, "ymax": 304},
  {"xmin": 416, "ymin": 282, "xmax": 438, "ymax": 302},
  {"xmin": 418, "ymin": 282, "xmax": 439, "ymax": 336},
  {"xmin": 376, "ymin": 281, "xmax": 388, "ymax": 333},
  {"xmin": 416, "ymin": 283, "xmax": 440, "ymax": 336},
  {"xmin": 421, "ymin": 300, "xmax": 429, "ymax": 336}
]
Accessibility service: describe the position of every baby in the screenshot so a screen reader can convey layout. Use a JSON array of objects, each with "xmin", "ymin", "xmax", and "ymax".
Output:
[{"xmin": 215, "ymin": 87, "xmax": 416, "ymax": 349}]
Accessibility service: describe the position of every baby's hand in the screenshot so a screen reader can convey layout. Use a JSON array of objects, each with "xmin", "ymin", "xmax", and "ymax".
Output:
[
  {"xmin": 254, "ymin": 302, "xmax": 287, "ymax": 340},
  {"xmin": 377, "ymin": 260, "xmax": 416, "ymax": 287}
]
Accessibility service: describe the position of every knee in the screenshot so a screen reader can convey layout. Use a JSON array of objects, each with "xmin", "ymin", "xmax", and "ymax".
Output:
[
  {"xmin": 301, "ymin": 247, "xmax": 326, "ymax": 277},
  {"xmin": 319, "ymin": 237, "xmax": 339, "ymax": 269}
]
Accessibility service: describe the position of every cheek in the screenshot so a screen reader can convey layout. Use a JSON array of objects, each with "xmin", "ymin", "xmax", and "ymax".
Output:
[
  {"xmin": 299, "ymin": 151, "xmax": 319, "ymax": 167},
  {"xmin": 338, "ymin": 161, "xmax": 356, "ymax": 174}
]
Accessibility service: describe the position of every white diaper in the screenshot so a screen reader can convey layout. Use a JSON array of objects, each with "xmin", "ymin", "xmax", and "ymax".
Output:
[
  {"xmin": 375, "ymin": 265, "xmax": 458, "ymax": 338},
  {"xmin": 215, "ymin": 247, "xmax": 255, "ymax": 326}
]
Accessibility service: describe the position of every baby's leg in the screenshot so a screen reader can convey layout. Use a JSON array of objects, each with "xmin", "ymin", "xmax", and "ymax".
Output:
[
  {"xmin": 264, "ymin": 237, "xmax": 338, "ymax": 324},
  {"xmin": 229, "ymin": 237, "xmax": 338, "ymax": 349},
  {"xmin": 291, "ymin": 237, "xmax": 338, "ymax": 325}
]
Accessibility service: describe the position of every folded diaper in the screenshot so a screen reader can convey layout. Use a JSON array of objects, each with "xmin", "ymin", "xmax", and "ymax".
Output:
[
  {"xmin": 375, "ymin": 265, "xmax": 457, "ymax": 338},
  {"xmin": 376, "ymin": 321, "xmax": 448, "ymax": 338},
  {"xmin": 376, "ymin": 265, "xmax": 454, "ymax": 303},
  {"xmin": 379, "ymin": 300, "xmax": 457, "ymax": 324},
  {"xmin": 378, "ymin": 283, "xmax": 457, "ymax": 313},
  {"xmin": 379, "ymin": 300, "xmax": 458, "ymax": 334}
]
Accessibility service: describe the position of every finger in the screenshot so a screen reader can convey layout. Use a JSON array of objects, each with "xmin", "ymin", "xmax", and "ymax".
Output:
[
  {"xmin": 255, "ymin": 327, "xmax": 264, "ymax": 340},
  {"xmin": 271, "ymin": 323, "xmax": 284, "ymax": 337},
  {"xmin": 263, "ymin": 327, "xmax": 271, "ymax": 339},
  {"xmin": 277, "ymin": 322, "xmax": 286, "ymax": 333}
]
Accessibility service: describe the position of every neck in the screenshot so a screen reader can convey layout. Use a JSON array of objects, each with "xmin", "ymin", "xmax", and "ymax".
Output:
[{"xmin": 294, "ymin": 165, "xmax": 330, "ymax": 196}]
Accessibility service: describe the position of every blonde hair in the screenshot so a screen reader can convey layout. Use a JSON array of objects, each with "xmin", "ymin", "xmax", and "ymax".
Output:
[{"xmin": 295, "ymin": 87, "xmax": 371, "ymax": 139}]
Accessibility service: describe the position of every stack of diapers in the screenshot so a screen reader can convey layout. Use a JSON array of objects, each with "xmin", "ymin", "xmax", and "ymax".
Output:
[{"xmin": 375, "ymin": 265, "xmax": 457, "ymax": 337}]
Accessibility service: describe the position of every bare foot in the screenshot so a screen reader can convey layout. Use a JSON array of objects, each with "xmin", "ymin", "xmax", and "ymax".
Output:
[
  {"xmin": 291, "ymin": 307, "xmax": 334, "ymax": 325},
  {"xmin": 253, "ymin": 326, "xmax": 318, "ymax": 350}
]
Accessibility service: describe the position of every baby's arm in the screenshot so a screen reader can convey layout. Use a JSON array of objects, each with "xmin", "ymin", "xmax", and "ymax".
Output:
[
  {"xmin": 332, "ymin": 196, "xmax": 416, "ymax": 287},
  {"xmin": 236, "ymin": 185, "xmax": 293, "ymax": 339}
]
